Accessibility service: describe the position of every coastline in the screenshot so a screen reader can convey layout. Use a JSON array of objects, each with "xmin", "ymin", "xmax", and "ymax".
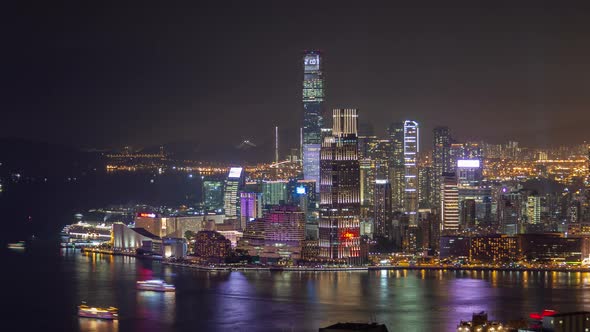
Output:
[{"xmin": 78, "ymin": 249, "xmax": 590, "ymax": 273}]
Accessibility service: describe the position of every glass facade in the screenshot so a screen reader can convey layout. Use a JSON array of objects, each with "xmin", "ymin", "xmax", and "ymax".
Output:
[{"xmin": 303, "ymin": 51, "xmax": 324, "ymax": 193}]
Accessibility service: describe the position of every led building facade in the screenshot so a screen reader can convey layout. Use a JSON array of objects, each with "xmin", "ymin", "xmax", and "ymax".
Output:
[
  {"xmin": 319, "ymin": 109, "xmax": 362, "ymax": 263},
  {"xmin": 302, "ymin": 51, "xmax": 324, "ymax": 193},
  {"xmin": 403, "ymin": 120, "xmax": 419, "ymax": 223}
]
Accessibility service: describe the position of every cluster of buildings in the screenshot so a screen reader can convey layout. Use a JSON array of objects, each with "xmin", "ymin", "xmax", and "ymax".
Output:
[{"xmin": 91, "ymin": 51, "xmax": 590, "ymax": 267}]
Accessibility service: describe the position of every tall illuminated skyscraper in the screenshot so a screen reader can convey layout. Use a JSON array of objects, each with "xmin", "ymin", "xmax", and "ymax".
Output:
[
  {"xmin": 302, "ymin": 51, "xmax": 324, "ymax": 193},
  {"xmin": 432, "ymin": 126, "xmax": 451, "ymax": 209},
  {"xmin": 403, "ymin": 120, "xmax": 419, "ymax": 223},
  {"xmin": 387, "ymin": 122, "xmax": 405, "ymax": 211},
  {"xmin": 319, "ymin": 109, "xmax": 362, "ymax": 264}
]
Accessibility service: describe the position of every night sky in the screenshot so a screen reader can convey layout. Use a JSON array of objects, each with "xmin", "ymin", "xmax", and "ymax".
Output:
[{"xmin": 3, "ymin": 1, "xmax": 590, "ymax": 154}]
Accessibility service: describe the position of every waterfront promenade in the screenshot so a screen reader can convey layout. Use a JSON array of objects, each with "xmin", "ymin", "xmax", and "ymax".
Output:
[{"xmin": 80, "ymin": 248, "xmax": 590, "ymax": 273}]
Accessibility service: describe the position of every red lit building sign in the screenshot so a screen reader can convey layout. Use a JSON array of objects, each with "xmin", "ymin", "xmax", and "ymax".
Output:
[
  {"xmin": 339, "ymin": 229, "xmax": 359, "ymax": 241},
  {"xmin": 138, "ymin": 213, "xmax": 157, "ymax": 218}
]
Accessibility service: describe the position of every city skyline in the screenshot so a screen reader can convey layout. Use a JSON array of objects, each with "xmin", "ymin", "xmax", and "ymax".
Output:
[{"xmin": 3, "ymin": 2, "xmax": 590, "ymax": 152}]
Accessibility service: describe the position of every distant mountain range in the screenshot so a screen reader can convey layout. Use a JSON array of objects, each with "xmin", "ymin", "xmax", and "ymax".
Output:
[
  {"xmin": 0, "ymin": 137, "xmax": 274, "ymax": 174},
  {"xmin": 0, "ymin": 138, "xmax": 102, "ymax": 177}
]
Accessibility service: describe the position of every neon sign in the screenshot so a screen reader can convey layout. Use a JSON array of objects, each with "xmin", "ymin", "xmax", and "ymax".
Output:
[{"xmin": 138, "ymin": 213, "xmax": 156, "ymax": 218}]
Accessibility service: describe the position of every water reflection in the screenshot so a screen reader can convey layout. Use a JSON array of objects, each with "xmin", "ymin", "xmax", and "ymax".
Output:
[
  {"xmin": 78, "ymin": 318, "xmax": 119, "ymax": 332},
  {"xmin": 9, "ymin": 247, "xmax": 590, "ymax": 331}
]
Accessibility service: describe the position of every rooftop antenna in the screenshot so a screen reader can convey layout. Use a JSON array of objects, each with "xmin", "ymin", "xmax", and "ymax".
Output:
[{"xmin": 275, "ymin": 126, "xmax": 279, "ymax": 164}]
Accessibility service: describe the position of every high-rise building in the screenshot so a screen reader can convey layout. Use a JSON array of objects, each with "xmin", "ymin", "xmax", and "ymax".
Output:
[
  {"xmin": 441, "ymin": 173, "xmax": 459, "ymax": 232},
  {"xmin": 359, "ymin": 158, "xmax": 376, "ymax": 208},
  {"xmin": 403, "ymin": 120, "xmax": 419, "ymax": 223},
  {"xmin": 432, "ymin": 126, "xmax": 452, "ymax": 209},
  {"xmin": 262, "ymin": 180, "xmax": 288, "ymax": 206},
  {"xmin": 367, "ymin": 139, "xmax": 392, "ymax": 180},
  {"xmin": 450, "ymin": 142, "xmax": 483, "ymax": 173},
  {"xmin": 527, "ymin": 195, "xmax": 541, "ymax": 224},
  {"xmin": 240, "ymin": 192, "xmax": 262, "ymax": 230},
  {"xmin": 388, "ymin": 122, "xmax": 405, "ymax": 211},
  {"xmin": 264, "ymin": 205, "xmax": 306, "ymax": 245},
  {"xmin": 203, "ymin": 179, "xmax": 225, "ymax": 211},
  {"xmin": 374, "ymin": 179, "xmax": 392, "ymax": 239},
  {"xmin": 302, "ymin": 51, "xmax": 324, "ymax": 193},
  {"xmin": 223, "ymin": 167, "xmax": 245, "ymax": 220},
  {"xmin": 418, "ymin": 165, "xmax": 433, "ymax": 209},
  {"xmin": 193, "ymin": 231, "xmax": 231, "ymax": 259},
  {"xmin": 319, "ymin": 109, "xmax": 362, "ymax": 263}
]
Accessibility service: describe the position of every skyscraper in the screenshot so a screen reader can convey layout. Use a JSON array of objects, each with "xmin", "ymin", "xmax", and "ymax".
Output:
[
  {"xmin": 302, "ymin": 51, "xmax": 324, "ymax": 193},
  {"xmin": 223, "ymin": 167, "xmax": 245, "ymax": 221},
  {"xmin": 441, "ymin": 173, "xmax": 459, "ymax": 232},
  {"xmin": 388, "ymin": 122, "xmax": 405, "ymax": 211},
  {"xmin": 374, "ymin": 179, "xmax": 392, "ymax": 239},
  {"xmin": 319, "ymin": 109, "xmax": 362, "ymax": 264},
  {"xmin": 240, "ymin": 192, "xmax": 262, "ymax": 230},
  {"xmin": 432, "ymin": 126, "xmax": 451, "ymax": 209},
  {"xmin": 203, "ymin": 179, "xmax": 225, "ymax": 211},
  {"xmin": 403, "ymin": 120, "xmax": 419, "ymax": 223}
]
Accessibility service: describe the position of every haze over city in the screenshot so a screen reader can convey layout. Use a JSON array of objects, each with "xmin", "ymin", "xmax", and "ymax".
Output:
[{"xmin": 3, "ymin": 1, "xmax": 590, "ymax": 155}]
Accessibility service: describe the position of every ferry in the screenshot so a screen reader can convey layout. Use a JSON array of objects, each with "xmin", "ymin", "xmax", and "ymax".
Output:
[
  {"xmin": 78, "ymin": 304, "xmax": 118, "ymax": 320},
  {"xmin": 456, "ymin": 311, "xmax": 504, "ymax": 331},
  {"xmin": 7, "ymin": 241, "xmax": 26, "ymax": 249},
  {"xmin": 136, "ymin": 279, "xmax": 175, "ymax": 292}
]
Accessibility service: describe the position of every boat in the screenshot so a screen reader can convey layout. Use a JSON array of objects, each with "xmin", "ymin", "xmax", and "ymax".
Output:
[
  {"xmin": 136, "ymin": 279, "xmax": 175, "ymax": 292},
  {"xmin": 7, "ymin": 241, "xmax": 26, "ymax": 249},
  {"xmin": 78, "ymin": 304, "xmax": 118, "ymax": 320},
  {"xmin": 456, "ymin": 311, "xmax": 504, "ymax": 331}
]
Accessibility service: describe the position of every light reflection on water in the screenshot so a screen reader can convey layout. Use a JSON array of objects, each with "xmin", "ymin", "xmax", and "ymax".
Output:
[{"xmin": 5, "ymin": 248, "xmax": 590, "ymax": 331}]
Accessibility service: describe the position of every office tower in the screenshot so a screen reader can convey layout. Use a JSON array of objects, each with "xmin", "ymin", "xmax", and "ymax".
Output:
[
  {"xmin": 240, "ymin": 192, "xmax": 262, "ymax": 230},
  {"xmin": 358, "ymin": 135, "xmax": 377, "ymax": 159},
  {"xmin": 302, "ymin": 51, "xmax": 324, "ymax": 193},
  {"xmin": 419, "ymin": 165, "xmax": 432, "ymax": 208},
  {"xmin": 456, "ymin": 159, "xmax": 483, "ymax": 187},
  {"xmin": 441, "ymin": 172, "xmax": 459, "ymax": 232},
  {"xmin": 527, "ymin": 195, "xmax": 541, "ymax": 224},
  {"xmin": 456, "ymin": 159, "xmax": 491, "ymax": 228},
  {"xmin": 319, "ymin": 109, "xmax": 362, "ymax": 263},
  {"xmin": 461, "ymin": 199, "xmax": 476, "ymax": 228},
  {"xmin": 403, "ymin": 120, "xmax": 419, "ymax": 223},
  {"xmin": 264, "ymin": 205, "xmax": 306, "ymax": 245},
  {"xmin": 203, "ymin": 179, "xmax": 225, "ymax": 211},
  {"xmin": 262, "ymin": 180, "xmax": 288, "ymax": 206},
  {"xmin": 223, "ymin": 167, "xmax": 245, "ymax": 220},
  {"xmin": 359, "ymin": 159, "xmax": 376, "ymax": 208},
  {"xmin": 374, "ymin": 179, "xmax": 392, "ymax": 239},
  {"xmin": 432, "ymin": 126, "xmax": 452, "ymax": 209},
  {"xmin": 450, "ymin": 142, "xmax": 483, "ymax": 173},
  {"xmin": 388, "ymin": 122, "xmax": 405, "ymax": 211}
]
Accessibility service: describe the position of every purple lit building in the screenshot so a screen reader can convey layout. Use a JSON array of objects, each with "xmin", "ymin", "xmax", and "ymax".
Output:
[{"xmin": 240, "ymin": 192, "xmax": 262, "ymax": 230}]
